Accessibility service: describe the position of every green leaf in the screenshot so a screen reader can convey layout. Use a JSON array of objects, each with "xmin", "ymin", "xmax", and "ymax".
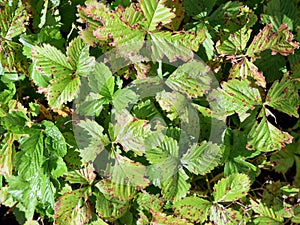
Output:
[
  {"xmin": 181, "ymin": 141, "xmax": 221, "ymax": 175},
  {"xmin": 151, "ymin": 211, "xmax": 193, "ymax": 225},
  {"xmin": 156, "ymin": 90, "xmax": 188, "ymax": 120},
  {"xmin": 0, "ymin": 134, "xmax": 15, "ymax": 176},
  {"xmin": 224, "ymin": 158, "xmax": 257, "ymax": 182},
  {"xmin": 208, "ymin": 79, "xmax": 262, "ymax": 121},
  {"xmin": 213, "ymin": 173, "xmax": 250, "ymax": 202},
  {"xmin": 65, "ymin": 164, "xmax": 96, "ymax": 185},
  {"xmin": 89, "ymin": 218, "xmax": 109, "ymax": 225},
  {"xmin": 92, "ymin": 4, "xmax": 144, "ymax": 49},
  {"xmin": 184, "ymin": 0, "xmax": 216, "ymax": 19},
  {"xmin": 250, "ymin": 199, "xmax": 284, "ymax": 223},
  {"xmin": 32, "ymin": 44, "xmax": 72, "ymax": 78},
  {"xmin": 148, "ymin": 31, "xmax": 205, "ymax": 62},
  {"xmin": 164, "ymin": 0, "xmax": 184, "ymax": 31},
  {"xmin": 42, "ymin": 120, "xmax": 67, "ymax": 157},
  {"xmin": 8, "ymin": 175, "xmax": 45, "ymax": 220},
  {"xmin": 165, "ymin": 59, "xmax": 213, "ymax": 98},
  {"xmin": 161, "ymin": 168, "xmax": 190, "ymax": 202},
  {"xmin": 261, "ymin": 0, "xmax": 300, "ymax": 31},
  {"xmin": 95, "ymin": 179, "xmax": 137, "ymax": 202},
  {"xmin": 113, "ymin": 110, "xmax": 152, "ymax": 155},
  {"xmin": 0, "ymin": 0, "xmax": 28, "ymax": 39},
  {"xmin": 146, "ymin": 137, "xmax": 190, "ymax": 201},
  {"xmin": 66, "ymin": 37, "xmax": 95, "ymax": 77},
  {"xmin": 253, "ymin": 217, "xmax": 282, "ymax": 225},
  {"xmin": 146, "ymin": 136, "xmax": 179, "ymax": 184},
  {"xmin": 139, "ymin": 0, "xmax": 175, "ymax": 31},
  {"xmin": 88, "ymin": 62, "xmax": 114, "ymax": 99},
  {"xmin": 210, "ymin": 204, "xmax": 244, "ymax": 225},
  {"xmin": 54, "ymin": 188, "xmax": 92, "ymax": 225},
  {"xmin": 229, "ymin": 57, "xmax": 266, "ymax": 88},
  {"xmin": 47, "ymin": 74, "xmax": 81, "ymax": 109},
  {"xmin": 246, "ymin": 24, "xmax": 299, "ymax": 57},
  {"xmin": 217, "ymin": 27, "xmax": 252, "ymax": 54},
  {"xmin": 1, "ymin": 110, "xmax": 30, "ymax": 133},
  {"xmin": 174, "ymin": 196, "xmax": 212, "ymax": 223},
  {"xmin": 94, "ymin": 190, "xmax": 129, "ymax": 221},
  {"xmin": 76, "ymin": 119, "xmax": 110, "ymax": 163},
  {"xmin": 16, "ymin": 132, "xmax": 44, "ymax": 180},
  {"xmin": 136, "ymin": 191, "xmax": 164, "ymax": 213},
  {"xmin": 265, "ymin": 75, "xmax": 299, "ymax": 118},
  {"xmin": 108, "ymin": 153, "xmax": 149, "ymax": 187},
  {"xmin": 247, "ymin": 112, "xmax": 293, "ymax": 152}
]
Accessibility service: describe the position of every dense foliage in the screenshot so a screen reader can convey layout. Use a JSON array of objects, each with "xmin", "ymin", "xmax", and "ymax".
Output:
[{"xmin": 0, "ymin": 0, "xmax": 300, "ymax": 224}]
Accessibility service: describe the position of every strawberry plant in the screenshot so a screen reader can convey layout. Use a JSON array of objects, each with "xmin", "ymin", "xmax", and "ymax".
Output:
[{"xmin": 0, "ymin": 0, "xmax": 300, "ymax": 224}]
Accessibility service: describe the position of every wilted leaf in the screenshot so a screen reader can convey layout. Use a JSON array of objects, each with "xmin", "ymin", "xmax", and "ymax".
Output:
[{"xmin": 247, "ymin": 24, "xmax": 299, "ymax": 57}]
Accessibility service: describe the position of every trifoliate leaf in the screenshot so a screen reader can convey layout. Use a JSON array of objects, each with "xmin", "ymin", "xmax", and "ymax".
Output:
[
  {"xmin": 54, "ymin": 188, "xmax": 92, "ymax": 225},
  {"xmin": 174, "ymin": 196, "xmax": 212, "ymax": 223},
  {"xmin": 181, "ymin": 141, "xmax": 222, "ymax": 175},
  {"xmin": 208, "ymin": 79, "xmax": 262, "ymax": 121},
  {"xmin": 247, "ymin": 113, "xmax": 293, "ymax": 152},
  {"xmin": 139, "ymin": 0, "xmax": 175, "ymax": 32},
  {"xmin": 246, "ymin": 24, "xmax": 299, "ymax": 57},
  {"xmin": 145, "ymin": 136, "xmax": 190, "ymax": 201},
  {"xmin": 265, "ymin": 75, "xmax": 299, "ymax": 118},
  {"xmin": 76, "ymin": 119, "xmax": 110, "ymax": 163},
  {"xmin": 213, "ymin": 173, "xmax": 250, "ymax": 202}
]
